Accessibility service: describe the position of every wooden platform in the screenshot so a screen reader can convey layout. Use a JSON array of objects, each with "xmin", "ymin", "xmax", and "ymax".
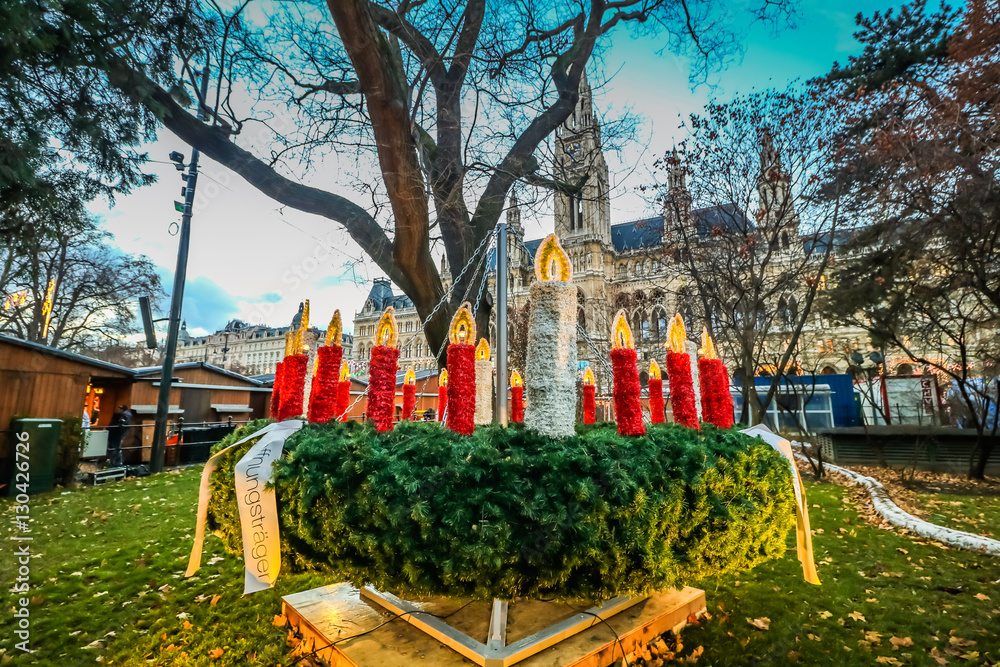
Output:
[{"xmin": 282, "ymin": 584, "xmax": 706, "ymax": 667}]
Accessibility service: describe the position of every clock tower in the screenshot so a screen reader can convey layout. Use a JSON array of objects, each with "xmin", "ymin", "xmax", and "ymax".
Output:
[{"xmin": 554, "ymin": 73, "xmax": 612, "ymax": 247}]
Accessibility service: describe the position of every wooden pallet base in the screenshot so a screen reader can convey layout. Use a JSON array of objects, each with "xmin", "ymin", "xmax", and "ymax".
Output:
[{"xmin": 282, "ymin": 584, "xmax": 706, "ymax": 667}]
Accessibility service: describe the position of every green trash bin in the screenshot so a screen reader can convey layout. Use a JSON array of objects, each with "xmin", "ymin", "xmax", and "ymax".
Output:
[{"xmin": 9, "ymin": 418, "xmax": 62, "ymax": 495}]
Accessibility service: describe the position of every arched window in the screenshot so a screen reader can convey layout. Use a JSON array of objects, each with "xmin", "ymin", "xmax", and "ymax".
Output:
[
  {"xmin": 781, "ymin": 231, "xmax": 790, "ymax": 249},
  {"xmin": 578, "ymin": 307, "xmax": 587, "ymax": 328},
  {"xmin": 821, "ymin": 365, "xmax": 838, "ymax": 375}
]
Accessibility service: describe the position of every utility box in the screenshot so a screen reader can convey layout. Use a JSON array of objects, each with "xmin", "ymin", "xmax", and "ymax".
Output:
[{"xmin": 8, "ymin": 418, "xmax": 63, "ymax": 495}]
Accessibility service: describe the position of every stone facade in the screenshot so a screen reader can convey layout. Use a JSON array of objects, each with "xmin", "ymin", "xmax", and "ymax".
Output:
[{"xmin": 176, "ymin": 306, "xmax": 354, "ymax": 376}]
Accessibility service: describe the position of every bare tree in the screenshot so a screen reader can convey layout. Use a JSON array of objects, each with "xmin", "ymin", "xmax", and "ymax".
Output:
[
  {"xmin": 650, "ymin": 88, "xmax": 846, "ymax": 424},
  {"xmin": 0, "ymin": 218, "xmax": 163, "ymax": 351}
]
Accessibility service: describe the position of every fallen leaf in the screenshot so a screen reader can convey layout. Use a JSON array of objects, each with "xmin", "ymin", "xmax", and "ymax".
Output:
[
  {"xmin": 210, "ymin": 594, "xmax": 221, "ymax": 607},
  {"xmin": 747, "ymin": 617, "xmax": 770, "ymax": 631},
  {"xmin": 929, "ymin": 647, "xmax": 949, "ymax": 665},
  {"xmin": 807, "ymin": 633, "xmax": 821, "ymax": 641},
  {"xmin": 818, "ymin": 611, "xmax": 833, "ymax": 619},
  {"xmin": 973, "ymin": 593, "xmax": 990, "ymax": 601},
  {"xmin": 876, "ymin": 657, "xmax": 903, "ymax": 665},
  {"xmin": 273, "ymin": 614, "xmax": 287, "ymax": 627},
  {"xmin": 890, "ymin": 637, "xmax": 913, "ymax": 649},
  {"xmin": 183, "ymin": 621, "xmax": 193, "ymax": 630},
  {"xmin": 897, "ymin": 548, "xmax": 908, "ymax": 555},
  {"xmin": 209, "ymin": 648, "xmax": 224, "ymax": 660},
  {"xmin": 685, "ymin": 646, "xmax": 704, "ymax": 663},
  {"xmin": 848, "ymin": 611, "xmax": 866, "ymax": 622}
]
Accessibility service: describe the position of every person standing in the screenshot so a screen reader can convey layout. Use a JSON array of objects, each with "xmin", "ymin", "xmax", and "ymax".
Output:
[{"xmin": 106, "ymin": 404, "xmax": 128, "ymax": 468}]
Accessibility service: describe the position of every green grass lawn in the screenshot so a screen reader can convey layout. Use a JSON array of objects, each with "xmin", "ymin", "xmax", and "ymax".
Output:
[
  {"xmin": 912, "ymin": 492, "xmax": 1000, "ymax": 539},
  {"xmin": 1, "ymin": 469, "xmax": 997, "ymax": 666}
]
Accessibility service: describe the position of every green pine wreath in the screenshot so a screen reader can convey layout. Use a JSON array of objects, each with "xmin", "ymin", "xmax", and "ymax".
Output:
[{"xmin": 206, "ymin": 419, "xmax": 796, "ymax": 601}]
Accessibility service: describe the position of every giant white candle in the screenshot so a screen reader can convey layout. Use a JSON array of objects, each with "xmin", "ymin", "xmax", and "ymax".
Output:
[
  {"xmin": 525, "ymin": 234, "xmax": 577, "ymax": 439},
  {"xmin": 474, "ymin": 338, "xmax": 493, "ymax": 424}
]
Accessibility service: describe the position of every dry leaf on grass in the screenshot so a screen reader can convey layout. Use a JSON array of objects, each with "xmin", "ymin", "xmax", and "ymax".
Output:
[
  {"xmin": 210, "ymin": 594, "xmax": 221, "ymax": 606},
  {"xmin": 890, "ymin": 636, "xmax": 914, "ymax": 649},
  {"xmin": 747, "ymin": 617, "xmax": 770, "ymax": 631},
  {"xmin": 973, "ymin": 593, "xmax": 990, "ymax": 601},
  {"xmin": 876, "ymin": 657, "xmax": 903, "ymax": 665},
  {"xmin": 208, "ymin": 647, "xmax": 224, "ymax": 659},
  {"xmin": 848, "ymin": 611, "xmax": 866, "ymax": 622}
]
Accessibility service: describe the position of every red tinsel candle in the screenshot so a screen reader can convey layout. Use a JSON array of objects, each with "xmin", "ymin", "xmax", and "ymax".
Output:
[
  {"xmin": 368, "ymin": 307, "xmax": 400, "ymax": 432},
  {"xmin": 510, "ymin": 370, "xmax": 524, "ymax": 423},
  {"xmin": 698, "ymin": 329, "xmax": 734, "ymax": 429},
  {"xmin": 307, "ymin": 344, "xmax": 342, "ymax": 423},
  {"xmin": 270, "ymin": 360, "xmax": 284, "ymax": 419},
  {"xmin": 665, "ymin": 314, "xmax": 698, "ymax": 429},
  {"xmin": 582, "ymin": 366, "xmax": 596, "ymax": 424},
  {"xmin": 278, "ymin": 353, "xmax": 308, "ymax": 421},
  {"xmin": 336, "ymin": 361, "xmax": 351, "ymax": 421},
  {"xmin": 402, "ymin": 368, "xmax": 417, "ymax": 421},
  {"xmin": 437, "ymin": 369, "xmax": 448, "ymax": 422},
  {"xmin": 610, "ymin": 310, "xmax": 645, "ymax": 436},
  {"xmin": 445, "ymin": 303, "xmax": 477, "ymax": 435},
  {"xmin": 308, "ymin": 310, "xmax": 344, "ymax": 423},
  {"xmin": 648, "ymin": 359, "xmax": 665, "ymax": 424}
]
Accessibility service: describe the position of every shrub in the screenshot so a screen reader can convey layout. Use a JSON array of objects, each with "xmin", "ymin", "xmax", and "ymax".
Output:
[{"xmin": 206, "ymin": 420, "xmax": 795, "ymax": 601}]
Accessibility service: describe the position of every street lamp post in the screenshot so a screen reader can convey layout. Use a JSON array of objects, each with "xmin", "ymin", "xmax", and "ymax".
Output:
[{"xmin": 150, "ymin": 62, "xmax": 211, "ymax": 473}]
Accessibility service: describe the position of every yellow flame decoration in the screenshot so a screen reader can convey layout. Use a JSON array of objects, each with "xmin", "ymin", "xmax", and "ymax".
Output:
[
  {"xmin": 476, "ymin": 338, "xmax": 491, "ymax": 361},
  {"xmin": 582, "ymin": 367, "xmax": 595, "ymax": 386},
  {"xmin": 283, "ymin": 331, "xmax": 294, "ymax": 358},
  {"xmin": 533, "ymin": 233, "xmax": 573, "ymax": 282},
  {"xmin": 649, "ymin": 359, "xmax": 661, "ymax": 380},
  {"xmin": 40, "ymin": 279, "xmax": 56, "ymax": 337},
  {"xmin": 700, "ymin": 327, "xmax": 718, "ymax": 359},
  {"xmin": 440, "ymin": 369, "xmax": 449, "ymax": 386},
  {"xmin": 339, "ymin": 360, "xmax": 350, "ymax": 382},
  {"xmin": 510, "ymin": 370, "xmax": 523, "ymax": 388},
  {"xmin": 375, "ymin": 306, "xmax": 398, "ymax": 347},
  {"xmin": 404, "ymin": 367, "xmax": 416, "ymax": 385},
  {"xmin": 611, "ymin": 309, "xmax": 634, "ymax": 350},
  {"xmin": 449, "ymin": 302, "xmax": 476, "ymax": 345},
  {"xmin": 325, "ymin": 310, "xmax": 342, "ymax": 347},
  {"xmin": 667, "ymin": 314, "xmax": 687, "ymax": 354},
  {"xmin": 291, "ymin": 300, "xmax": 311, "ymax": 354}
]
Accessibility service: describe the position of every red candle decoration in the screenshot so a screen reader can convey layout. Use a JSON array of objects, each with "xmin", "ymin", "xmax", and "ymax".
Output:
[
  {"xmin": 269, "ymin": 359, "xmax": 284, "ymax": 419},
  {"xmin": 665, "ymin": 314, "xmax": 699, "ymax": 429},
  {"xmin": 307, "ymin": 310, "xmax": 344, "ymax": 423},
  {"xmin": 510, "ymin": 370, "xmax": 524, "ymax": 423},
  {"xmin": 402, "ymin": 368, "xmax": 417, "ymax": 421},
  {"xmin": 278, "ymin": 353, "xmax": 308, "ymax": 420},
  {"xmin": 279, "ymin": 302, "xmax": 311, "ymax": 421},
  {"xmin": 648, "ymin": 359, "xmax": 665, "ymax": 424},
  {"xmin": 335, "ymin": 361, "xmax": 352, "ymax": 421},
  {"xmin": 581, "ymin": 366, "xmax": 596, "ymax": 424},
  {"xmin": 446, "ymin": 302, "xmax": 476, "ymax": 435},
  {"xmin": 699, "ymin": 328, "xmax": 735, "ymax": 429},
  {"xmin": 368, "ymin": 307, "xmax": 400, "ymax": 432},
  {"xmin": 610, "ymin": 310, "xmax": 645, "ymax": 436},
  {"xmin": 437, "ymin": 369, "xmax": 448, "ymax": 422}
]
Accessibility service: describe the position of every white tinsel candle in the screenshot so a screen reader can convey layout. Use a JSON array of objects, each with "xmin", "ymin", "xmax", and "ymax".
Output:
[
  {"xmin": 525, "ymin": 235, "xmax": 577, "ymax": 439},
  {"xmin": 474, "ymin": 338, "xmax": 493, "ymax": 424}
]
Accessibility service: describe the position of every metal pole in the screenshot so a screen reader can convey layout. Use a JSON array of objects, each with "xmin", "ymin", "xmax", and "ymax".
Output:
[
  {"xmin": 495, "ymin": 222, "xmax": 508, "ymax": 426},
  {"xmin": 150, "ymin": 62, "xmax": 210, "ymax": 473}
]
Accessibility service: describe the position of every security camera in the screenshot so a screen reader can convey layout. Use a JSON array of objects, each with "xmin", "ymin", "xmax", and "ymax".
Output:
[{"xmin": 169, "ymin": 151, "xmax": 185, "ymax": 163}]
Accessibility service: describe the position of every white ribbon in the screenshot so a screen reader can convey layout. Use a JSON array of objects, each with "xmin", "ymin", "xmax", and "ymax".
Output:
[{"xmin": 186, "ymin": 420, "xmax": 303, "ymax": 595}]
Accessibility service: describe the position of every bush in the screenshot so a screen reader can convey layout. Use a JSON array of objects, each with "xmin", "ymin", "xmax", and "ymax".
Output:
[{"xmin": 206, "ymin": 420, "xmax": 795, "ymax": 601}]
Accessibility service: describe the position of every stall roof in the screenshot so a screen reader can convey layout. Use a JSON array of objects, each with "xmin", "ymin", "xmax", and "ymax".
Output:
[
  {"xmin": 133, "ymin": 361, "xmax": 265, "ymax": 386},
  {"xmin": 0, "ymin": 334, "xmax": 133, "ymax": 377}
]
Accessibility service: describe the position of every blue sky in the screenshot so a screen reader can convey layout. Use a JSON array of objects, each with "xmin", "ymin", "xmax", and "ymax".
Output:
[{"xmin": 96, "ymin": 0, "xmax": 896, "ymax": 337}]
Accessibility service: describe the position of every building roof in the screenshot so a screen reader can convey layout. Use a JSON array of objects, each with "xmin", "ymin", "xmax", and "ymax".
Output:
[
  {"xmin": 0, "ymin": 334, "xmax": 134, "ymax": 377},
  {"xmin": 523, "ymin": 204, "xmax": 749, "ymax": 257},
  {"xmin": 133, "ymin": 361, "xmax": 264, "ymax": 386},
  {"xmin": 364, "ymin": 278, "xmax": 415, "ymax": 311}
]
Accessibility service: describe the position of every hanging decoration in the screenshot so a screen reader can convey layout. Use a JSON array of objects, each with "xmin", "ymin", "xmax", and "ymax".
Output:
[
  {"xmin": 510, "ymin": 370, "xmax": 524, "ymax": 423},
  {"xmin": 610, "ymin": 310, "xmax": 645, "ymax": 436},
  {"xmin": 648, "ymin": 359, "xmax": 666, "ymax": 424},
  {"xmin": 336, "ymin": 361, "xmax": 352, "ymax": 421},
  {"xmin": 368, "ymin": 307, "xmax": 399, "ymax": 432},
  {"xmin": 581, "ymin": 367, "xmax": 596, "ymax": 425},
  {"xmin": 699, "ymin": 328, "xmax": 735, "ymax": 429},
  {"xmin": 402, "ymin": 367, "xmax": 417, "ymax": 421},
  {"xmin": 474, "ymin": 338, "xmax": 493, "ymax": 425},
  {"xmin": 524, "ymin": 234, "xmax": 577, "ymax": 439},
  {"xmin": 278, "ymin": 301, "xmax": 310, "ymax": 421},
  {"xmin": 307, "ymin": 310, "xmax": 343, "ymax": 423},
  {"xmin": 446, "ymin": 303, "xmax": 476, "ymax": 435},
  {"xmin": 437, "ymin": 369, "xmax": 448, "ymax": 422},
  {"xmin": 665, "ymin": 314, "xmax": 698, "ymax": 429}
]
